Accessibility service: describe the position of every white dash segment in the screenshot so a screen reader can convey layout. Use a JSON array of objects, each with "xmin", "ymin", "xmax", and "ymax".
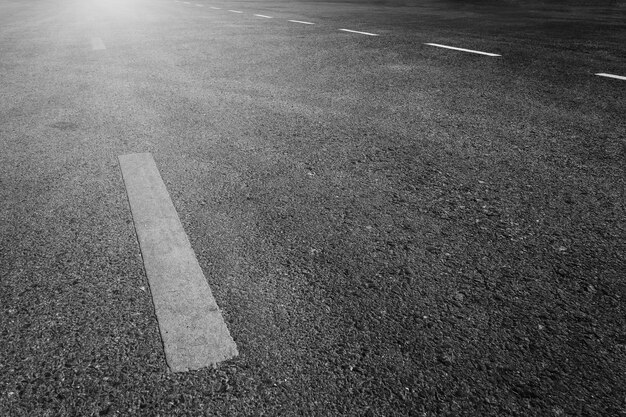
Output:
[
  {"xmin": 288, "ymin": 19, "xmax": 314, "ymax": 25},
  {"xmin": 595, "ymin": 73, "xmax": 626, "ymax": 81},
  {"xmin": 209, "ymin": 6, "xmax": 220, "ymax": 8},
  {"xmin": 425, "ymin": 43, "xmax": 500, "ymax": 57},
  {"xmin": 195, "ymin": 3, "xmax": 204, "ymax": 6},
  {"xmin": 91, "ymin": 37, "xmax": 105, "ymax": 50},
  {"xmin": 183, "ymin": 1, "xmax": 190, "ymax": 3},
  {"xmin": 228, "ymin": 9, "xmax": 243, "ymax": 13},
  {"xmin": 254, "ymin": 14, "xmax": 272, "ymax": 18},
  {"xmin": 118, "ymin": 153, "xmax": 238, "ymax": 373},
  {"xmin": 339, "ymin": 28, "xmax": 379, "ymax": 36}
]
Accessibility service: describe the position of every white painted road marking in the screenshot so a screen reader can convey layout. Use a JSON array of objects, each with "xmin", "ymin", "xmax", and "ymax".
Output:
[
  {"xmin": 288, "ymin": 19, "xmax": 314, "ymax": 25},
  {"xmin": 425, "ymin": 43, "xmax": 500, "ymax": 57},
  {"xmin": 339, "ymin": 28, "xmax": 379, "ymax": 36},
  {"xmin": 183, "ymin": 1, "xmax": 190, "ymax": 3},
  {"xmin": 228, "ymin": 9, "xmax": 243, "ymax": 13},
  {"xmin": 91, "ymin": 37, "xmax": 105, "ymax": 50},
  {"xmin": 254, "ymin": 14, "xmax": 272, "ymax": 18},
  {"xmin": 195, "ymin": 3, "xmax": 204, "ymax": 6},
  {"xmin": 210, "ymin": 6, "xmax": 220, "ymax": 9},
  {"xmin": 119, "ymin": 153, "xmax": 238, "ymax": 372},
  {"xmin": 595, "ymin": 73, "xmax": 626, "ymax": 81}
]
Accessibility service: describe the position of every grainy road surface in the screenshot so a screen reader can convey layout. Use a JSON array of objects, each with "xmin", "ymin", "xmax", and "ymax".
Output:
[{"xmin": 1, "ymin": 0, "xmax": 625, "ymax": 415}]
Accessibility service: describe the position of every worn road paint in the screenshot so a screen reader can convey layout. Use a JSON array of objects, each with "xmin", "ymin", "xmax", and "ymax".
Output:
[
  {"xmin": 424, "ymin": 43, "xmax": 500, "ymax": 57},
  {"xmin": 195, "ymin": 3, "xmax": 204, "ymax": 6},
  {"xmin": 254, "ymin": 14, "xmax": 272, "ymax": 18},
  {"xmin": 119, "ymin": 153, "xmax": 238, "ymax": 372},
  {"xmin": 210, "ymin": 6, "xmax": 220, "ymax": 9},
  {"xmin": 595, "ymin": 73, "xmax": 626, "ymax": 81},
  {"xmin": 339, "ymin": 28, "xmax": 379, "ymax": 36},
  {"xmin": 288, "ymin": 19, "xmax": 314, "ymax": 24},
  {"xmin": 91, "ymin": 37, "xmax": 105, "ymax": 50},
  {"xmin": 228, "ymin": 9, "xmax": 243, "ymax": 13}
]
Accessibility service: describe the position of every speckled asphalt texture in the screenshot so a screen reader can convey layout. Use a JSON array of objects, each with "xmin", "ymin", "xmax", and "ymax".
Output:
[{"xmin": 1, "ymin": 0, "xmax": 624, "ymax": 415}]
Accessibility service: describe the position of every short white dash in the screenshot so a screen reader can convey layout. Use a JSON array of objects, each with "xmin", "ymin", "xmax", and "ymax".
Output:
[
  {"xmin": 288, "ymin": 19, "xmax": 314, "ymax": 25},
  {"xmin": 195, "ymin": 3, "xmax": 204, "ymax": 6},
  {"xmin": 228, "ymin": 9, "xmax": 243, "ymax": 13},
  {"xmin": 183, "ymin": 1, "xmax": 190, "ymax": 3},
  {"xmin": 254, "ymin": 14, "xmax": 272, "ymax": 18},
  {"xmin": 91, "ymin": 37, "xmax": 105, "ymax": 50},
  {"xmin": 339, "ymin": 28, "xmax": 379, "ymax": 36},
  {"xmin": 425, "ymin": 43, "xmax": 500, "ymax": 57},
  {"xmin": 595, "ymin": 73, "xmax": 626, "ymax": 81},
  {"xmin": 209, "ymin": 6, "xmax": 220, "ymax": 9}
]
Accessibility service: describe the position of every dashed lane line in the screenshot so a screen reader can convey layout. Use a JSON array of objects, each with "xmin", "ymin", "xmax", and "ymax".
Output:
[
  {"xmin": 595, "ymin": 73, "xmax": 626, "ymax": 81},
  {"xmin": 195, "ymin": 3, "xmax": 204, "ymax": 6},
  {"xmin": 288, "ymin": 19, "xmax": 314, "ymax": 25},
  {"xmin": 339, "ymin": 28, "xmax": 379, "ymax": 36},
  {"xmin": 209, "ymin": 6, "xmax": 220, "ymax": 8},
  {"xmin": 119, "ymin": 153, "xmax": 238, "ymax": 372},
  {"xmin": 91, "ymin": 37, "xmax": 105, "ymax": 50},
  {"xmin": 228, "ymin": 9, "xmax": 243, "ymax": 13},
  {"xmin": 254, "ymin": 14, "xmax": 272, "ymax": 18},
  {"xmin": 425, "ymin": 43, "xmax": 500, "ymax": 57}
]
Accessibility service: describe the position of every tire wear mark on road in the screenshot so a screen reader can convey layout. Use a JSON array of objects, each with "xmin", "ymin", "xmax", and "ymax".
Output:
[
  {"xmin": 425, "ymin": 42, "xmax": 501, "ymax": 56},
  {"xmin": 118, "ymin": 153, "xmax": 238, "ymax": 372}
]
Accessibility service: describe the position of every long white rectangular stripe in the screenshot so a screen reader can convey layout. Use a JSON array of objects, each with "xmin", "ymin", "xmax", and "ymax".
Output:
[
  {"xmin": 595, "ymin": 73, "xmax": 626, "ymax": 81},
  {"xmin": 425, "ymin": 43, "xmax": 500, "ymax": 57},
  {"xmin": 288, "ymin": 19, "xmax": 314, "ymax": 24},
  {"xmin": 119, "ymin": 153, "xmax": 238, "ymax": 372},
  {"xmin": 254, "ymin": 14, "xmax": 272, "ymax": 18},
  {"xmin": 91, "ymin": 37, "xmax": 105, "ymax": 50},
  {"xmin": 228, "ymin": 9, "xmax": 243, "ymax": 13},
  {"xmin": 339, "ymin": 28, "xmax": 379, "ymax": 36}
]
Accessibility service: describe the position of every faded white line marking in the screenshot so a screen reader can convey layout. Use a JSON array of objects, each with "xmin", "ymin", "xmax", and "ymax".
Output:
[
  {"xmin": 254, "ymin": 14, "xmax": 272, "ymax": 18},
  {"xmin": 119, "ymin": 153, "xmax": 238, "ymax": 373},
  {"xmin": 183, "ymin": 1, "xmax": 190, "ymax": 3},
  {"xmin": 210, "ymin": 6, "xmax": 220, "ymax": 9},
  {"xmin": 195, "ymin": 3, "xmax": 204, "ymax": 6},
  {"xmin": 228, "ymin": 9, "xmax": 243, "ymax": 13},
  {"xmin": 91, "ymin": 37, "xmax": 105, "ymax": 50},
  {"xmin": 595, "ymin": 73, "xmax": 626, "ymax": 81},
  {"xmin": 425, "ymin": 43, "xmax": 500, "ymax": 57},
  {"xmin": 288, "ymin": 19, "xmax": 314, "ymax": 25},
  {"xmin": 339, "ymin": 28, "xmax": 379, "ymax": 36}
]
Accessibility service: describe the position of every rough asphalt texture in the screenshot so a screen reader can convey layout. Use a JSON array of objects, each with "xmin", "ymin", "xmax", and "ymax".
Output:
[{"xmin": 1, "ymin": 0, "xmax": 625, "ymax": 415}]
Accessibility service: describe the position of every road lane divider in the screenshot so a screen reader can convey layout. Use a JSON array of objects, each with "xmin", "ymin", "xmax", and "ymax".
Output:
[
  {"xmin": 228, "ymin": 10, "xmax": 243, "ymax": 13},
  {"xmin": 595, "ymin": 73, "xmax": 626, "ymax": 81},
  {"xmin": 339, "ymin": 28, "xmax": 379, "ymax": 36},
  {"xmin": 254, "ymin": 14, "xmax": 272, "ymax": 18},
  {"xmin": 288, "ymin": 19, "xmax": 314, "ymax": 25},
  {"xmin": 424, "ymin": 43, "xmax": 500, "ymax": 57},
  {"xmin": 119, "ymin": 153, "xmax": 238, "ymax": 372},
  {"xmin": 210, "ymin": 6, "xmax": 220, "ymax": 9},
  {"xmin": 91, "ymin": 37, "xmax": 105, "ymax": 50}
]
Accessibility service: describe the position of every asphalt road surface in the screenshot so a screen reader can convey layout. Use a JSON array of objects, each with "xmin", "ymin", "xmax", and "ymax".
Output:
[{"xmin": 1, "ymin": 0, "xmax": 625, "ymax": 415}]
